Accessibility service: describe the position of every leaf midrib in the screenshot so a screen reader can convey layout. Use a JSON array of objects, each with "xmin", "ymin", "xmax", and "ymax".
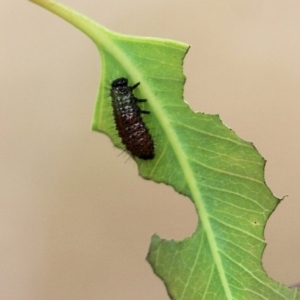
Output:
[{"xmin": 108, "ymin": 45, "xmax": 234, "ymax": 298}]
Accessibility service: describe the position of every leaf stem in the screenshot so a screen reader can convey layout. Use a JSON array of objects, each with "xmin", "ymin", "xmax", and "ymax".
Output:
[{"xmin": 29, "ymin": 0, "xmax": 112, "ymax": 47}]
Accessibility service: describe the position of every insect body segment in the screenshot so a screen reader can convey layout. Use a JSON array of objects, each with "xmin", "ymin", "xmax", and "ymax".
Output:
[{"xmin": 110, "ymin": 78, "xmax": 154, "ymax": 160}]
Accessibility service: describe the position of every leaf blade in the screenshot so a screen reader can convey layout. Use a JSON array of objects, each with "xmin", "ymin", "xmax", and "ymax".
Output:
[{"xmin": 29, "ymin": 1, "xmax": 300, "ymax": 299}]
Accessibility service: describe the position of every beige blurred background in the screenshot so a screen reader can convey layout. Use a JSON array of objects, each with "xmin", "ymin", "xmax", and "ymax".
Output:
[{"xmin": 1, "ymin": 0, "xmax": 300, "ymax": 299}]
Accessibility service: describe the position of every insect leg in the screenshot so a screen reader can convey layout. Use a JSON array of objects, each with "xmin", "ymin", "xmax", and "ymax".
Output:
[{"xmin": 131, "ymin": 82, "xmax": 140, "ymax": 90}]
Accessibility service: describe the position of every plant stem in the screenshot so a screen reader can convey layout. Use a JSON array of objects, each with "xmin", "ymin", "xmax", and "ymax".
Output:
[{"xmin": 29, "ymin": 0, "xmax": 112, "ymax": 46}]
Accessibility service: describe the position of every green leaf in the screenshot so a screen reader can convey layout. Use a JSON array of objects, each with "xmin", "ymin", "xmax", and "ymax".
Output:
[{"xmin": 30, "ymin": 1, "xmax": 300, "ymax": 299}]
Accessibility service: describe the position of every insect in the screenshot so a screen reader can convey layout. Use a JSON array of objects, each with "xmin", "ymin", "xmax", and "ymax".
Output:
[{"xmin": 110, "ymin": 77, "xmax": 154, "ymax": 160}]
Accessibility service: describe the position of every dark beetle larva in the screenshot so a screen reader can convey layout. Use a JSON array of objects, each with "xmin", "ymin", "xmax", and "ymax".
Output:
[{"xmin": 110, "ymin": 77, "xmax": 154, "ymax": 160}]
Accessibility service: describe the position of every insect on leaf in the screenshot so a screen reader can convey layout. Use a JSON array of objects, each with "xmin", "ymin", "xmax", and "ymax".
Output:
[{"xmin": 29, "ymin": 1, "xmax": 300, "ymax": 299}]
